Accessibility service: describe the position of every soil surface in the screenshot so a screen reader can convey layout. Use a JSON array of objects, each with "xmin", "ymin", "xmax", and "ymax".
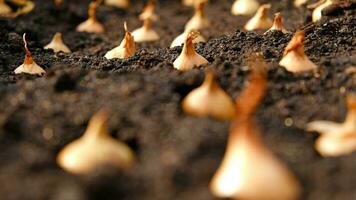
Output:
[{"xmin": 0, "ymin": 0, "xmax": 355, "ymax": 200}]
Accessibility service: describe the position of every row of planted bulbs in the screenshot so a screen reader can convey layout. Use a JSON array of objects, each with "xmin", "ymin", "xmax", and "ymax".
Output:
[
  {"xmin": 12, "ymin": 0, "xmax": 332, "ymax": 75},
  {"xmin": 0, "ymin": 0, "xmax": 334, "ymax": 22},
  {"xmin": 2, "ymin": 0, "xmax": 355, "ymax": 200}
]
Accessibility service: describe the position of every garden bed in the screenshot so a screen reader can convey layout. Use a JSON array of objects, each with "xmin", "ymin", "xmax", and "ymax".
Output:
[{"xmin": 0, "ymin": 0, "xmax": 355, "ymax": 199}]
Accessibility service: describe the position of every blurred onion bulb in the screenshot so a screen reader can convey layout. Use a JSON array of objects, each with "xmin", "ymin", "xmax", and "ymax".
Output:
[
  {"xmin": 170, "ymin": 29, "xmax": 206, "ymax": 48},
  {"xmin": 0, "ymin": 0, "xmax": 34, "ymax": 17},
  {"xmin": 12, "ymin": 0, "xmax": 35, "ymax": 16},
  {"xmin": 139, "ymin": 0, "xmax": 158, "ymax": 21},
  {"xmin": 182, "ymin": 0, "xmax": 194, "ymax": 6},
  {"xmin": 57, "ymin": 110, "xmax": 135, "ymax": 174},
  {"xmin": 244, "ymin": 4, "xmax": 273, "ymax": 31},
  {"xmin": 308, "ymin": 0, "xmax": 333, "ymax": 22},
  {"xmin": 231, "ymin": 0, "xmax": 260, "ymax": 16},
  {"xmin": 279, "ymin": 31, "xmax": 318, "ymax": 73},
  {"xmin": 76, "ymin": 1, "xmax": 105, "ymax": 33},
  {"xmin": 182, "ymin": 0, "xmax": 207, "ymax": 7},
  {"xmin": 173, "ymin": 31, "xmax": 208, "ymax": 71},
  {"xmin": 55, "ymin": 0, "xmax": 63, "ymax": 6},
  {"xmin": 306, "ymin": 94, "xmax": 356, "ymax": 157},
  {"xmin": 14, "ymin": 33, "xmax": 46, "ymax": 76},
  {"xmin": 185, "ymin": 0, "xmax": 210, "ymax": 31},
  {"xmin": 265, "ymin": 12, "xmax": 289, "ymax": 34},
  {"xmin": 0, "ymin": 0, "xmax": 11, "ymax": 14},
  {"xmin": 294, "ymin": 0, "xmax": 309, "ymax": 7},
  {"xmin": 132, "ymin": 19, "xmax": 159, "ymax": 43},
  {"xmin": 44, "ymin": 32, "xmax": 71, "ymax": 53},
  {"xmin": 182, "ymin": 70, "xmax": 236, "ymax": 120},
  {"xmin": 104, "ymin": 0, "xmax": 129, "ymax": 9},
  {"xmin": 105, "ymin": 22, "xmax": 135, "ymax": 59},
  {"xmin": 210, "ymin": 55, "xmax": 301, "ymax": 200}
]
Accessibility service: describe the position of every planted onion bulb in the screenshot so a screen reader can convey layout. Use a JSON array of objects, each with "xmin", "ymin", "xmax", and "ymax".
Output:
[
  {"xmin": 308, "ymin": 0, "xmax": 333, "ymax": 22},
  {"xmin": 76, "ymin": 0, "xmax": 105, "ymax": 33},
  {"xmin": 105, "ymin": 22, "xmax": 135, "ymax": 59},
  {"xmin": 210, "ymin": 55, "xmax": 301, "ymax": 200},
  {"xmin": 294, "ymin": 0, "xmax": 309, "ymax": 7},
  {"xmin": 57, "ymin": 110, "xmax": 135, "ymax": 174},
  {"xmin": 231, "ymin": 0, "xmax": 260, "ymax": 16},
  {"xmin": 306, "ymin": 94, "xmax": 356, "ymax": 157},
  {"xmin": 173, "ymin": 31, "xmax": 208, "ymax": 71},
  {"xmin": 104, "ymin": 0, "xmax": 129, "ymax": 9},
  {"xmin": 44, "ymin": 32, "xmax": 71, "ymax": 53},
  {"xmin": 279, "ymin": 31, "xmax": 318, "ymax": 73},
  {"xmin": 132, "ymin": 19, "xmax": 159, "ymax": 43},
  {"xmin": 170, "ymin": 29, "xmax": 206, "ymax": 48},
  {"xmin": 244, "ymin": 4, "xmax": 273, "ymax": 31},
  {"xmin": 14, "ymin": 33, "xmax": 46, "ymax": 76},
  {"xmin": 0, "ymin": 0, "xmax": 11, "ymax": 15},
  {"xmin": 139, "ymin": 0, "xmax": 158, "ymax": 21},
  {"xmin": 185, "ymin": 0, "xmax": 210, "ymax": 31},
  {"xmin": 265, "ymin": 12, "xmax": 289, "ymax": 34},
  {"xmin": 182, "ymin": 70, "xmax": 236, "ymax": 120}
]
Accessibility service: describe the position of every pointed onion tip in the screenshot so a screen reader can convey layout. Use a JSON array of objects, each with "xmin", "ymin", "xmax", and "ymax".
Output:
[{"xmin": 173, "ymin": 31, "xmax": 208, "ymax": 71}]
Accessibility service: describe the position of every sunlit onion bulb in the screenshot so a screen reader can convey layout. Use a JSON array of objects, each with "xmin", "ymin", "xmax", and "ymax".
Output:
[
  {"xmin": 210, "ymin": 55, "xmax": 301, "ymax": 200},
  {"xmin": 105, "ymin": 22, "xmax": 136, "ymax": 59},
  {"xmin": 44, "ymin": 32, "xmax": 71, "ymax": 53},
  {"xmin": 244, "ymin": 4, "xmax": 273, "ymax": 31},
  {"xmin": 170, "ymin": 30, "xmax": 206, "ymax": 48},
  {"xmin": 185, "ymin": 1, "xmax": 210, "ymax": 31},
  {"xmin": 231, "ymin": 0, "xmax": 260, "ymax": 16},
  {"xmin": 173, "ymin": 31, "xmax": 208, "ymax": 71},
  {"xmin": 279, "ymin": 31, "xmax": 318, "ymax": 73},
  {"xmin": 265, "ymin": 12, "xmax": 289, "ymax": 34},
  {"xmin": 210, "ymin": 119, "xmax": 301, "ymax": 200},
  {"xmin": 309, "ymin": 0, "xmax": 333, "ymax": 22},
  {"xmin": 139, "ymin": 0, "xmax": 158, "ymax": 21},
  {"xmin": 57, "ymin": 110, "xmax": 135, "ymax": 174},
  {"xmin": 307, "ymin": 94, "xmax": 356, "ymax": 157},
  {"xmin": 132, "ymin": 19, "xmax": 159, "ymax": 43},
  {"xmin": 14, "ymin": 33, "xmax": 46, "ymax": 76},
  {"xmin": 182, "ymin": 70, "xmax": 236, "ymax": 120},
  {"xmin": 76, "ymin": 1, "xmax": 105, "ymax": 33}
]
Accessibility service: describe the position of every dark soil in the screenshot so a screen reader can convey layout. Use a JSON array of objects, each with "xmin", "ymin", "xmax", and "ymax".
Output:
[{"xmin": 0, "ymin": 0, "xmax": 355, "ymax": 200}]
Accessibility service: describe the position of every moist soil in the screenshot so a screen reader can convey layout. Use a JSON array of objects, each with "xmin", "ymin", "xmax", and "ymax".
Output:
[{"xmin": 0, "ymin": 0, "xmax": 355, "ymax": 200}]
